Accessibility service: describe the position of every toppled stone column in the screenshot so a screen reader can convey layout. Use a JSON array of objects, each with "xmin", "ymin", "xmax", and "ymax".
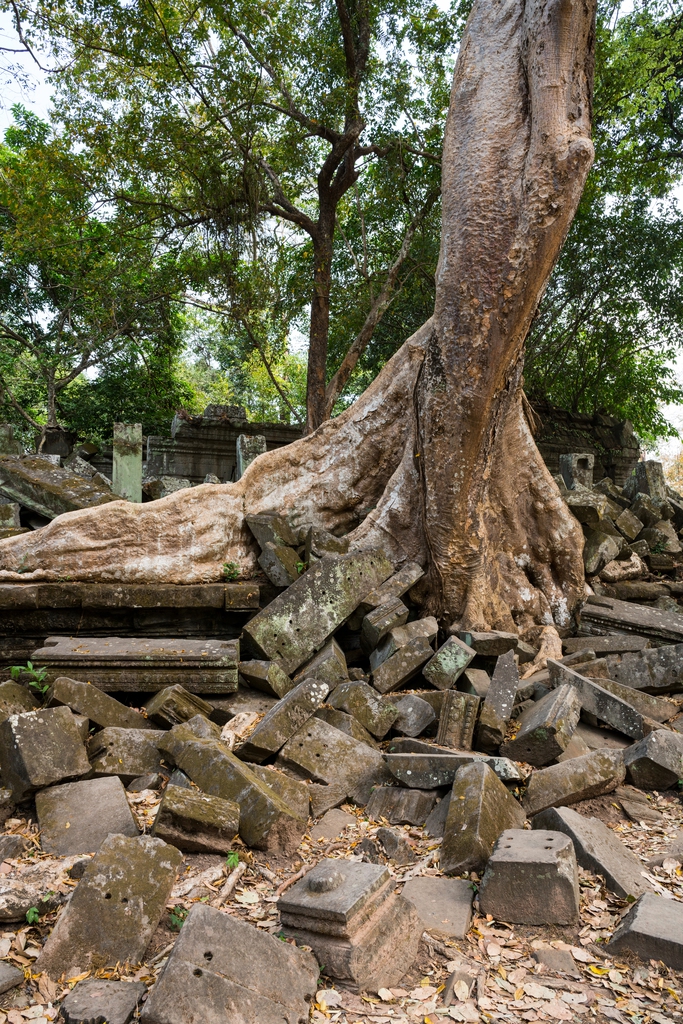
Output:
[
  {"xmin": 112, "ymin": 423, "xmax": 143, "ymax": 502},
  {"xmin": 476, "ymin": 650, "xmax": 519, "ymax": 753}
]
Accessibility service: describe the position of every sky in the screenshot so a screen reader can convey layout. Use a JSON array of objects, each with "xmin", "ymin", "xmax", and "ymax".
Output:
[{"xmin": 3, "ymin": 8, "xmax": 683, "ymax": 458}]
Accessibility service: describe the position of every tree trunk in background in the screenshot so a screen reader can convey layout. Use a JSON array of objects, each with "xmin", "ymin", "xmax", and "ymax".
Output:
[{"xmin": 0, "ymin": 0, "xmax": 594, "ymax": 638}]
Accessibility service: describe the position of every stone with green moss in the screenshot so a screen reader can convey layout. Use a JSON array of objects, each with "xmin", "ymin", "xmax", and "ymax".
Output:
[{"xmin": 152, "ymin": 783, "xmax": 239, "ymax": 853}]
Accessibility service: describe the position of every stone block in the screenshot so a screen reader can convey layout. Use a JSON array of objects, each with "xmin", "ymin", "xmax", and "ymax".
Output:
[
  {"xmin": 459, "ymin": 631, "xmax": 518, "ymax": 657},
  {"xmin": 583, "ymin": 529, "xmax": 622, "ymax": 574},
  {"xmin": 112, "ymin": 423, "xmax": 142, "ymax": 502},
  {"xmin": 607, "ymin": 643, "xmax": 683, "ymax": 694},
  {"xmin": 184, "ymin": 713, "xmax": 222, "ymax": 741},
  {"xmin": 375, "ymin": 826, "xmax": 416, "ymax": 866},
  {"xmin": 239, "ymin": 659, "xmax": 294, "ymax": 698},
  {"xmin": 140, "ymin": 903, "xmax": 318, "ymax": 1024},
  {"xmin": 278, "ymin": 859, "xmax": 420, "ymax": 992},
  {"xmin": 357, "ymin": 561, "xmax": 424, "ymax": 615},
  {"xmin": 0, "ymin": 707, "xmax": 90, "ymax": 801},
  {"xmin": 47, "ymin": 677, "xmax": 151, "ymax": 730},
  {"xmin": 327, "ymin": 681, "xmax": 398, "ymax": 738},
  {"xmin": 369, "ymin": 617, "xmax": 438, "ymax": 671},
  {"xmin": 478, "ymin": 829, "xmax": 579, "ymax": 924},
  {"xmin": 627, "ymin": 460, "xmax": 668, "ymax": 502},
  {"xmin": 522, "ymin": 749, "xmax": 626, "ymax": 816},
  {"xmin": 32, "ymin": 635, "xmax": 239, "ymax": 693},
  {"xmin": 371, "ymin": 636, "xmax": 434, "ymax": 694},
  {"xmin": 248, "ymin": 765, "xmax": 310, "ymax": 821},
  {"xmin": 401, "ymin": 876, "xmax": 473, "ymax": 939},
  {"xmin": 292, "ymin": 639, "xmax": 348, "ymax": 688},
  {"xmin": 278, "ymin": 717, "xmax": 393, "ymax": 805},
  {"xmin": 172, "ymin": 737, "xmax": 306, "ymax": 853},
  {"xmin": 128, "ymin": 773, "xmax": 163, "ymax": 792},
  {"xmin": 476, "ymin": 650, "xmax": 519, "ymax": 753},
  {"xmin": 88, "ymin": 727, "xmax": 165, "ymax": 783},
  {"xmin": 0, "ymin": 454, "xmax": 118, "ymax": 520},
  {"xmin": 144, "ymin": 685, "xmax": 214, "ymax": 728},
  {"xmin": 361, "ymin": 597, "xmax": 409, "ymax": 652},
  {"xmin": 258, "ymin": 541, "xmax": 301, "ymax": 587},
  {"xmin": 500, "ymin": 684, "xmax": 581, "ymax": 767},
  {"xmin": 436, "ymin": 690, "xmax": 480, "ymax": 750},
  {"xmin": 60, "ymin": 979, "xmax": 147, "ymax": 1024},
  {"xmin": 152, "ymin": 783, "xmax": 239, "ymax": 853},
  {"xmin": 245, "ymin": 511, "xmax": 298, "ymax": 549},
  {"xmin": 615, "ymin": 508, "xmax": 644, "ymax": 541},
  {"xmin": 424, "ymin": 793, "xmax": 451, "ymax": 837},
  {"xmin": 36, "ymin": 777, "xmax": 138, "ymax": 855},
  {"xmin": 557, "ymin": 733, "xmax": 591, "ymax": 762},
  {"xmin": 0, "ymin": 680, "xmax": 39, "ymax": 723},
  {"xmin": 304, "ymin": 525, "xmax": 350, "ymax": 560},
  {"xmin": 315, "ymin": 706, "xmax": 379, "ymax": 747},
  {"xmin": 384, "ymin": 751, "xmax": 521, "ymax": 788},
  {"xmin": 242, "ymin": 550, "xmax": 393, "ymax": 674},
  {"xmin": 532, "ymin": 805, "xmax": 649, "ymax": 899},
  {"xmin": 423, "ymin": 637, "xmax": 476, "ymax": 690},
  {"xmin": 559, "ymin": 452, "xmax": 594, "ymax": 490},
  {"xmin": 623, "ymin": 730, "xmax": 683, "ymax": 789},
  {"xmin": 616, "ymin": 784, "xmax": 663, "ymax": 823},
  {"xmin": 207, "ymin": 688, "xmax": 278, "ymax": 725},
  {"xmin": 239, "ymin": 678, "xmax": 329, "ymax": 762},
  {"xmin": 565, "ymin": 488, "xmax": 610, "ymax": 529},
  {"xmin": 608, "ymin": 892, "xmax": 683, "ymax": 969},
  {"xmin": 0, "ymin": 962, "xmax": 23, "ymax": 996},
  {"xmin": 459, "ymin": 667, "xmax": 491, "ymax": 699},
  {"xmin": 548, "ymin": 660, "xmax": 644, "ymax": 739},
  {"xmin": 35, "ymin": 834, "xmax": 182, "ymax": 979},
  {"xmin": 310, "ymin": 808, "xmax": 355, "ymax": 843},
  {"xmin": 441, "ymin": 762, "xmax": 526, "ymax": 875},
  {"xmin": 365, "ymin": 786, "xmax": 438, "ymax": 825},
  {"xmin": 533, "ymin": 947, "xmax": 580, "ymax": 977},
  {"xmin": 392, "ymin": 694, "xmax": 437, "ymax": 736},
  {"xmin": 0, "ymin": 835, "xmax": 26, "ymax": 860}
]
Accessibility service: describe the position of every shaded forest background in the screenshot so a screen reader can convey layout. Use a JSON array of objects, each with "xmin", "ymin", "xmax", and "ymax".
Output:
[{"xmin": 1, "ymin": 0, "xmax": 683, "ymax": 446}]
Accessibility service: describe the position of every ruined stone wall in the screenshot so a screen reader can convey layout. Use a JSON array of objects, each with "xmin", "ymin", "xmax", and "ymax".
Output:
[{"xmin": 532, "ymin": 402, "xmax": 641, "ymax": 486}]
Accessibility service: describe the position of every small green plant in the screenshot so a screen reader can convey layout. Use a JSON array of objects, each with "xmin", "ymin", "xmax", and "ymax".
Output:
[
  {"xmin": 10, "ymin": 661, "xmax": 49, "ymax": 694},
  {"xmin": 168, "ymin": 905, "xmax": 188, "ymax": 931},
  {"xmin": 651, "ymin": 541, "xmax": 668, "ymax": 555},
  {"xmin": 226, "ymin": 850, "xmax": 240, "ymax": 870},
  {"xmin": 222, "ymin": 561, "xmax": 240, "ymax": 581},
  {"xmin": 296, "ymin": 561, "xmax": 306, "ymax": 575},
  {"xmin": 26, "ymin": 907, "xmax": 40, "ymax": 925}
]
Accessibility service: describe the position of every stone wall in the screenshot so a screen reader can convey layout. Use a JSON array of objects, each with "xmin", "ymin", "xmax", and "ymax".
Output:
[{"xmin": 532, "ymin": 402, "xmax": 640, "ymax": 486}]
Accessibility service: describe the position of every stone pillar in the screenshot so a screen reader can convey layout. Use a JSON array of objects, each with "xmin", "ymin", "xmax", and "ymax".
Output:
[
  {"xmin": 236, "ymin": 434, "xmax": 267, "ymax": 479},
  {"xmin": 112, "ymin": 423, "xmax": 143, "ymax": 502},
  {"xmin": 559, "ymin": 452, "xmax": 594, "ymax": 491},
  {"xmin": 0, "ymin": 425, "xmax": 23, "ymax": 456}
]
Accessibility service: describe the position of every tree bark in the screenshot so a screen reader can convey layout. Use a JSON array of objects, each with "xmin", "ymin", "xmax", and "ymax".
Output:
[
  {"xmin": 306, "ymin": 221, "xmax": 335, "ymax": 433},
  {"xmin": 0, "ymin": 0, "xmax": 594, "ymax": 636}
]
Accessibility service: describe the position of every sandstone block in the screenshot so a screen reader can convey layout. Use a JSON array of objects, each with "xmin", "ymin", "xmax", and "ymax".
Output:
[
  {"xmin": 0, "ymin": 680, "xmax": 39, "ymax": 723},
  {"xmin": 242, "ymin": 550, "xmax": 393, "ymax": 674},
  {"xmin": 423, "ymin": 637, "xmax": 476, "ymax": 690},
  {"xmin": 458, "ymin": 631, "xmax": 518, "ymax": 656},
  {"xmin": 35, "ymin": 834, "xmax": 182, "ymax": 979},
  {"xmin": 361, "ymin": 597, "xmax": 409, "ymax": 652},
  {"xmin": 500, "ymin": 684, "xmax": 581, "ymax": 766},
  {"xmin": 152, "ymin": 782, "xmax": 239, "ymax": 853},
  {"xmin": 88, "ymin": 727, "xmax": 166, "ymax": 783},
  {"xmin": 532, "ymin": 805, "xmax": 649, "ymax": 899},
  {"xmin": 479, "ymin": 829, "xmax": 579, "ymax": 924},
  {"xmin": 609, "ymin": 892, "xmax": 683, "ymax": 969},
  {"xmin": 60, "ymin": 979, "xmax": 147, "ymax": 1024},
  {"xmin": 315, "ymin": 705, "xmax": 379, "ymax": 747},
  {"xmin": 144, "ymin": 685, "xmax": 213, "ymax": 728},
  {"xmin": 436, "ymin": 690, "xmax": 480, "ymax": 750},
  {"xmin": 292, "ymin": 639, "xmax": 348, "ymax": 688},
  {"xmin": 476, "ymin": 650, "xmax": 520, "ymax": 753},
  {"xmin": 240, "ymin": 677, "xmax": 329, "ymax": 761},
  {"xmin": 48, "ymin": 676, "xmax": 151, "ymax": 730},
  {"xmin": 140, "ymin": 902, "xmax": 318, "ymax": 1024},
  {"xmin": 369, "ymin": 617, "xmax": 438, "ymax": 671},
  {"xmin": 0, "ymin": 707, "xmax": 90, "ymax": 801},
  {"xmin": 548, "ymin": 660, "xmax": 644, "ymax": 739},
  {"xmin": 623, "ymin": 730, "xmax": 683, "ymax": 789},
  {"xmin": 372, "ymin": 636, "xmax": 434, "ymax": 694},
  {"xmin": 365, "ymin": 786, "xmax": 438, "ymax": 825},
  {"xmin": 441, "ymin": 762, "xmax": 526, "ymax": 875},
  {"xmin": 384, "ymin": 751, "xmax": 521, "ymax": 788},
  {"xmin": 36, "ymin": 776, "xmax": 138, "ymax": 855},
  {"xmin": 357, "ymin": 562, "xmax": 424, "ymax": 615},
  {"xmin": 239, "ymin": 660, "xmax": 294, "ymax": 698},
  {"xmin": 327, "ymin": 681, "xmax": 398, "ymax": 738},
  {"xmin": 401, "ymin": 876, "xmax": 473, "ymax": 939},
  {"xmin": 278, "ymin": 717, "xmax": 393, "ymax": 805},
  {"xmin": 523, "ymin": 749, "xmax": 626, "ymax": 816},
  {"xmin": 172, "ymin": 738, "xmax": 306, "ymax": 853},
  {"xmin": 392, "ymin": 694, "xmax": 437, "ymax": 736}
]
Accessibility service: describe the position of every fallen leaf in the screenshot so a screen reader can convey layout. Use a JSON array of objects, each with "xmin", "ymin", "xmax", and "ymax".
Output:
[
  {"xmin": 609, "ymin": 970, "xmax": 623, "ymax": 984},
  {"xmin": 234, "ymin": 891, "xmax": 259, "ymax": 905},
  {"xmin": 543, "ymin": 999, "xmax": 573, "ymax": 1021},
  {"xmin": 486, "ymin": 943, "xmax": 501, "ymax": 957},
  {"xmin": 569, "ymin": 946, "xmax": 595, "ymax": 963},
  {"xmin": 523, "ymin": 983, "xmax": 556, "ymax": 1000},
  {"xmin": 454, "ymin": 980, "xmax": 470, "ymax": 1001},
  {"xmin": 377, "ymin": 988, "xmax": 393, "ymax": 1002}
]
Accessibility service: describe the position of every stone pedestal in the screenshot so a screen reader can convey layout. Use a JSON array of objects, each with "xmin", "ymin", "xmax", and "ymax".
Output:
[
  {"xmin": 278, "ymin": 859, "xmax": 421, "ymax": 992},
  {"xmin": 236, "ymin": 434, "xmax": 267, "ymax": 478}
]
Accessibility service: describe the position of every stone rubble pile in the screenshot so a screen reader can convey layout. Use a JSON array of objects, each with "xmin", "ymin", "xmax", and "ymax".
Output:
[{"xmin": 1, "ymin": 507, "xmax": 683, "ymax": 1020}]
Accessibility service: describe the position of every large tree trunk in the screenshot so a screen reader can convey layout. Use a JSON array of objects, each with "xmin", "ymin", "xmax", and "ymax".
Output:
[{"xmin": 0, "ymin": 0, "xmax": 593, "ymax": 635}]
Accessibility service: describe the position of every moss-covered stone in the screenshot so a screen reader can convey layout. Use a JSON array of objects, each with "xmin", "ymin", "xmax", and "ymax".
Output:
[
  {"xmin": 152, "ymin": 783, "xmax": 239, "ymax": 852},
  {"xmin": 441, "ymin": 761, "xmax": 526, "ymax": 874}
]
